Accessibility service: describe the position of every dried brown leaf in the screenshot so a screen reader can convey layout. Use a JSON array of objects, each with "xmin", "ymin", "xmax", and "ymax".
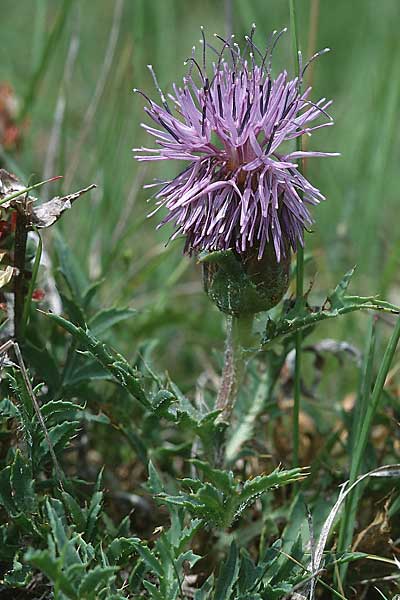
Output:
[
  {"xmin": 0, "ymin": 265, "xmax": 13, "ymax": 288},
  {"xmin": 31, "ymin": 184, "xmax": 96, "ymax": 228}
]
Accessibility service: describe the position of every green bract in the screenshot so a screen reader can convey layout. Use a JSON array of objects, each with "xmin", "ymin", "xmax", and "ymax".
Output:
[{"xmin": 200, "ymin": 243, "xmax": 291, "ymax": 316}]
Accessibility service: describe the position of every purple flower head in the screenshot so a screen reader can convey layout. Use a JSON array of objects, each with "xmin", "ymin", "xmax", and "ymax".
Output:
[{"xmin": 134, "ymin": 26, "xmax": 338, "ymax": 261}]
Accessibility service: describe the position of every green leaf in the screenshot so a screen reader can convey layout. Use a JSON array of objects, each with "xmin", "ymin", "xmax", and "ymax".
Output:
[
  {"xmin": 55, "ymin": 230, "xmax": 88, "ymax": 303},
  {"xmin": 328, "ymin": 267, "xmax": 356, "ymax": 309},
  {"xmin": 89, "ymin": 307, "xmax": 136, "ymax": 336},
  {"xmin": 262, "ymin": 270, "xmax": 400, "ymax": 349},
  {"xmin": 44, "ymin": 311, "xmax": 151, "ymax": 409},
  {"xmin": 40, "ymin": 400, "xmax": 81, "ymax": 424},
  {"xmin": 23, "ymin": 342, "xmax": 61, "ymax": 391},
  {"xmin": 130, "ymin": 539, "xmax": 163, "ymax": 577},
  {"xmin": 190, "ymin": 459, "xmax": 235, "ymax": 495},
  {"xmin": 62, "ymin": 491, "xmax": 87, "ymax": 532},
  {"xmin": 25, "ymin": 548, "xmax": 78, "ymax": 599},
  {"xmin": 0, "ymin": 466, "xmax": 17, "ymax": 514},
  {"xmin": 60, "ymin": 292, "xmax": 87, "ymax": 328},
  {"xmin": 3, "ymin": 556, "xmax": 32, "ymax": 588},
  {"xmin": 37, "ymin": 421, "xmax": 79, "ymax": 464},
  {"xmin": 10, "ymin": 450, "xmax": 35, "ymax": 513},
  {"xmin": 143, "ymin": 580, "xmax": 165, "ymax": 600},
  {"xmin": 78, "ymin": 566, "xmax": 117, "ymax": 597},
  {"xmin": 214, "ymin": 541, "xmax": 239, "ymax": 600},
  {"xmin": 108, "ymin": 537, "xmax": 139, "ymax": 562},
  {"xmin": 63, "ymin": 360, "xmax": 114, "ymax": 387},
  {"xmin": 237, "ymin": 550, "xmax": 258, "ymax": 594},
  {"xmin": 239, "ymin": 468, "xmax": 306, "ymax": 505},
  {"xmin": 174, "ymin": 518, "xmax": 203, "ymax": 555},
  {"xmin": 148, "ymin": 460, "xmax": 164, "ymax": 495},
  {"xmin": 0, "ymin": 397, "xmax": 21, "ymax": 418}
]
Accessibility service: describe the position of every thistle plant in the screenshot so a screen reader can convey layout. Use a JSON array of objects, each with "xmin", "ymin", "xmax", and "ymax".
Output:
[{"xmin": 134, "ymin": 27, "xmax": 338, "ymax": 422}]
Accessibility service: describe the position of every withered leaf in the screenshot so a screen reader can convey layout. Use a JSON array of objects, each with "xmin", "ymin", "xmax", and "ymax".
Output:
[
  {"xmin": 30, "ymin": 184, "xmax": 96, "ymax": 228},
  {"xmin": 0, "ymin": 169, "xmax": 95, "ymax": 227},
  {"xmin": 0, "ymin": 169, "xmax": 25, "ymax": 207},
  {"xmin": 0, "ymin": 265, "xmax": 14, "ymax": 288}
]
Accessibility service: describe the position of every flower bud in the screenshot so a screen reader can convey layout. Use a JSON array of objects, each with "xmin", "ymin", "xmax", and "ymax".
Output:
[{"xmin": 200, "ymin": 242, "xmax": 290, "ymax": 317}]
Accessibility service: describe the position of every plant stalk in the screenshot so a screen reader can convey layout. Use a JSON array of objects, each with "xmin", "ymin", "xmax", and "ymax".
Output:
[
  {"xmin": 289, "ymin": 0, "xmax": 304, "ymax": 469},
  {"xmin": 216, "ymin": 314, "xmax": 254, "ymax": 424}
]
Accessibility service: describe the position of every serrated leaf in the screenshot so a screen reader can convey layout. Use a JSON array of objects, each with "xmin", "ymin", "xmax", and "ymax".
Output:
[
  {"xmin": 214, "ymin": 541, "xmax": 239, "ymax": 600},
  {"xmin": 108, "ymin": 537, "xmax": 138, "ymax": 562},
  {"xmin": 130, "ymin": 539, "xmax": 163, "ymax": 577},
  {"xmin": 262, "ymin": 270, "xmax": 400, "ymax": 348},
  {"xmin": 64, "ymin": 562, "xmax": 88, "ymax": 589},
  {"xmin": 44, "ymin": 312, "xmax": 151, "ymax": 409},
  {"xmin": 77, "ymin": 565, "xmax": 116, "ymax": 597},
  {"xmin": 239, "ymin": 468, "xmax": 306, "ymax": 505},
  {"xmin": 180, "ymin": 478, "xmax": 203, "ymax": 492},
  {"xmin": 25, "ymin": 548, "xmax": 78, "ymax": 598},
  {"xmin": 175, "ymin": 549, "xmax": 201, "ymax": 570},
  {"xmin": 143, "ymin": 580, "xmax": 165, "ymax": 600},
  {"xmin": 46, "ymin": 498, "xmax": 69, "ymax": 552},
  {"xmin": 152, "ymin": 390, "xmax": 176, "ymax": 417},
  {"xmin": 37, "ymin": 421, "xmax": 79, "ymax": 464},
  {"xmin": 0, "ymin": 398, "xmax": 20, "ymax": 419},
  {"xmin": 40, "ymin": 400, "xmax": 81, "ymax": 424},
  {"xmin": 3, "ymin": 557, "xmax": 32, "ymax": 588},
  {"xmin": 328, "ymin": 267, "xmax": 356, "ymax": 309},
  {"xmin": 269, "ymin": 534, "xmax": 303, "ymax": 586},
  {"xmin": 174, "ymin": 518, "xmax": 203, "ymax": 555},
  {"xmin": 190, "ymin": 459, "xmax": 234, "ymax": 494}
]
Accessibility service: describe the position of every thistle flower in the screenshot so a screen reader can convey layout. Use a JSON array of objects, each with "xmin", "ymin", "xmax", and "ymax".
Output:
[{"xmin": 134, "ymin": 27, "xmax": 338, "ymax": 263}]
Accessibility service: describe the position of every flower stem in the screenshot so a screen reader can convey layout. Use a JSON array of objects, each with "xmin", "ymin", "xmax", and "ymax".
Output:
[
  {"xmin": 289, "ymin": 0, "xmax": 304, "ymax": 469},
  {"xmin": 216, "ymin": 314, "xmax": 254, "ymax": 424}
]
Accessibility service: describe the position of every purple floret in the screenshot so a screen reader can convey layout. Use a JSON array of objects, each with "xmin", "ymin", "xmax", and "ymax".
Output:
[{"xmin": 134, "ymin": 27, "xmax": 338, "ymax": 261}]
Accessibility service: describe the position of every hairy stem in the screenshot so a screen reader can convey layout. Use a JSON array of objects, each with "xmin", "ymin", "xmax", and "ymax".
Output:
[{"xmin": 216, "ymin": 315, "xmax": 254, "ymax": 424}]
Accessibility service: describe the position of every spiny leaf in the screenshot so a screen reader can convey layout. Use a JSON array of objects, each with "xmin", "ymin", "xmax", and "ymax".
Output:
[
  {"xmin": 77, "ymin": 566, "xmax": 117, "ymax": 597},
  {"xmin": 327, "ymin": 267, "xmax": 356, "ymax": 309},
  {"xmin": 25, "ymin": 548, "xmax": 78, "ymax": 599},
  {"xmin": 190, "ymin": 459, "xmax": 235, "ymax": 494},
  {"xmin": 239, "ymin": 468, "xmax": 307, "ymax": 504},
  {"xmin": 130, "ymin": 539, "xmax": 164, "ymax": 577},
  {"xmin": 43, "ymin": 311, "xmax": 151, "ymax": 408}
]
